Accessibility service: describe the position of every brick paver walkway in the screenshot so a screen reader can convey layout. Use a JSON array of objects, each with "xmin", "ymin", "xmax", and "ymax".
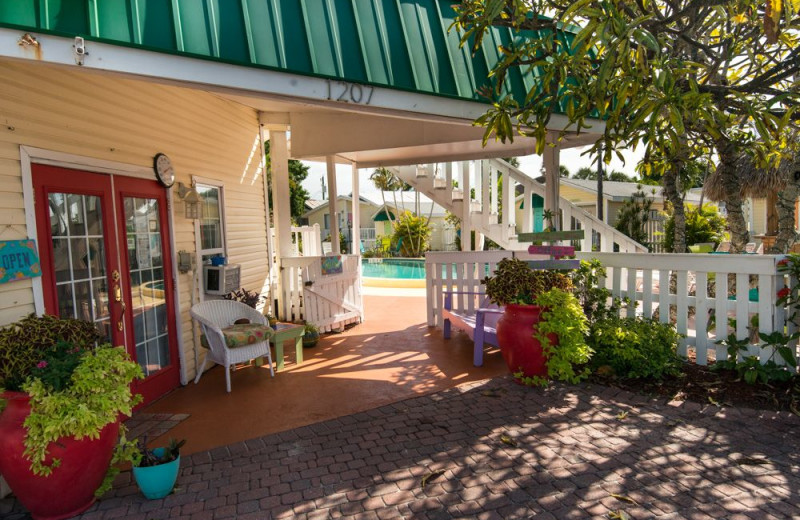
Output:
[{"xmin": 7, "ymin": 377, "xmax": 800, "ymax": 519}]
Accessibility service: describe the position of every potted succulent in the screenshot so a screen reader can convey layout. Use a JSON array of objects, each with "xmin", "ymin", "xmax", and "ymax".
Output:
[
  {"xmin": 0, "ymin": 315, "xmax": 143, "ymax": 520},
  {"xmin": 132, "ymin": 437, "xmax": 186, "ymax": 499},
  {"xmin": 302, "ymin": 322, "xmax": 320, "ymax": 348},
  {"xmin": 483, "ymin": 258, "xmax": 591, "ymax": 385}
]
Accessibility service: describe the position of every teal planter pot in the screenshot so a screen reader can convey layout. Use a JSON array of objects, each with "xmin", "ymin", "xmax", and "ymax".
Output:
[{"xmin": 132, "ymin": 448, "xmax": 180, "ymax": 500}]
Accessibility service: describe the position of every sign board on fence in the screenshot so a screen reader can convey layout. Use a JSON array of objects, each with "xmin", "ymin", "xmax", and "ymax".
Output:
[
  {"xmin": 0, "ymin": 240, "xmax": 41, "ymax": 284},
  {"xmin": 321, "ymin": 255, "xmax": 343, "ymax": 275},
  {"xmin": 528, "ymin": 245, "xmax": 575, "ymax": 258},
  {"xmin": 527, "ymin": 259, "xmax": 581, "ymax": 271},
  {"xmin": 518, "ymin": 230, "xmax": 584, "ymax": 243}
]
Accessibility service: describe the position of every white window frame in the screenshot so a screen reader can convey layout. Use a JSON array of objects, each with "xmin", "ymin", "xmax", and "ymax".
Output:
[{"xmin": 193, "ymin": 177, "xmax": 227, "ymax": 261}]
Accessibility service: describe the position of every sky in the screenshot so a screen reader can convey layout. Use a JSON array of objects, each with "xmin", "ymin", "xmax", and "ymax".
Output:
[{"xmin": 300, "ymin": 144, "xmax": 647, "ymax": 201}]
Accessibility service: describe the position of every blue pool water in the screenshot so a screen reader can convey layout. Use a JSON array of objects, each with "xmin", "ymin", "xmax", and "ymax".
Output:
[{"xmin": 362, "ymin": 259, "xmax": 426, "ymax": 279}]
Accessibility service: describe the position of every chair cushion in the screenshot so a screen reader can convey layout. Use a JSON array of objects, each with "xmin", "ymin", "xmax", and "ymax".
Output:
[{"xmin": 200, "ymin": 323, "xmax": 274, "ymax": 349}]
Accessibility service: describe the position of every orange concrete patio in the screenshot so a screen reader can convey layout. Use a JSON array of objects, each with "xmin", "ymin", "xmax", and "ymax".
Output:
[{"xmin": 143, "ymin": 289, "xmax": 507, "ymax": 454}]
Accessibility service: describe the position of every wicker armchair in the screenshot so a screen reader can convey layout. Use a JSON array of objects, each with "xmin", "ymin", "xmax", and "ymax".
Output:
[{"xmin": 190, "ymin": 300, "xmax": 275, "ymax": 392}]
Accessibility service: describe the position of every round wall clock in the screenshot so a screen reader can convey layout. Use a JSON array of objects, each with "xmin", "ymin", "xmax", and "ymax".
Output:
[{"xmin": 153, "ymin": 153, "xmax": 175, "ymax": 188}]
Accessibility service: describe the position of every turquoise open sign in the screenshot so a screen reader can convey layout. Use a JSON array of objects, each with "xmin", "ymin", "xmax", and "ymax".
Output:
[{"xmin": 0, "ymin": 240, "xmax": 41, "ymax": 284}]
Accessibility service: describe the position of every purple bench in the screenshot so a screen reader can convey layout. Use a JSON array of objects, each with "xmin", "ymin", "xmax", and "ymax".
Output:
[{"xmin": 442, "ymin": 291, "xmax": 503, "ymax": 367}]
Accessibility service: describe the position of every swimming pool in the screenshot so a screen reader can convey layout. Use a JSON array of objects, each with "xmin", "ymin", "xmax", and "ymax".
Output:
[
  {"xmin": 360, "ymin": 259, "xmax": 487, "ymax": 288},
  {"xmin": 361, "ymin": 259, "xmax": 427, "ymax": 288}
]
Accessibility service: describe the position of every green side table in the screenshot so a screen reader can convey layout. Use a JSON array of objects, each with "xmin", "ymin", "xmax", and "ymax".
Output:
[{"xmin": 270, "ymin": 322, "xmax": 305, "ymax": 371}]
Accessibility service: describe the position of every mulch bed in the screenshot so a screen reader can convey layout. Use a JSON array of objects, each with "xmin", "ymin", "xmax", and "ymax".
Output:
[{"xmin": 590, "ymin": 362, "xmax": 800, "ymax": 414}]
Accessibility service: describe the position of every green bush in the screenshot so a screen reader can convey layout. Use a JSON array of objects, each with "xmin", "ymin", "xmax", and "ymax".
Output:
[
  {"xmin": 392, "ymin": 211, "xmax": 431, "ymax": 257},
  {"xmin": 663, "ymin": 203, "xmax": 727, "ymax": 252},
  {"xmin": 588, "ymin": 316, "xmax": 682, "ymax": 379}
]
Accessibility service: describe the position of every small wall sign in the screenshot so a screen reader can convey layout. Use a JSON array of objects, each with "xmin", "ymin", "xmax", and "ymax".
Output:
[
  {"xmin": 321, "ymin": 255, "xmax": 343, "ymax": 276},
  {"xmin": 0, "ymin": 240, "xmax": 41, "ymax": 284}
]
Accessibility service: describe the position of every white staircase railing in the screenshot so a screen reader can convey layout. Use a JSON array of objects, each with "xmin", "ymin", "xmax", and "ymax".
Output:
[{"xmin": 394, "ymin": 159, "xmax": 646, "ymax": 253}]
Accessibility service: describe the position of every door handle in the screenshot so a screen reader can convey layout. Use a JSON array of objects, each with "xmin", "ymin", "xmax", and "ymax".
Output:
[{"xmin": 112, "ymin": 270, "xmax": 125, "ymax": 331}]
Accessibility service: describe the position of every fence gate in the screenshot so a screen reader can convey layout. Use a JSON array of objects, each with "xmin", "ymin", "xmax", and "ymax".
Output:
[{"xmin": 280, "ymin": 255, "xmax": 363, "ymax": 332}]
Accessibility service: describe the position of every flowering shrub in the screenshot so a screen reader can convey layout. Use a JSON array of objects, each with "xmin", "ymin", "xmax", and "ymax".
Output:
[{"xmin": 28, "ymin": 341, "xmax": 87, "ymax": 392}]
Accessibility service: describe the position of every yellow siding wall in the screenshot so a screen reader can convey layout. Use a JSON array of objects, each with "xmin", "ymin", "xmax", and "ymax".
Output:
[
  {"xmin": 0, "ymin": 59, "xmax": 267, "ymax": 382},
  {"xmin": 751, "ymin": 198, "xmax": 767, "ymax": 235},
  {"xmin": 559, "ymin": 185, "xmax": 594, "ymax": 204}
]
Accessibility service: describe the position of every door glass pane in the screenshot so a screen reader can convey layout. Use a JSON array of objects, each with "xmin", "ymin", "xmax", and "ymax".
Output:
[
  {"xmin": 49, "ymin": 193, "xmax": 68, "ymax": 237},
  {"xmin": 125, "ymin": 197, "xmax": 170, "ymax": 376},
  {"xmin": 67, "ymin": 193, "xmax": 87, "ymax": 236},
  {"xmin": 48, "ymin": 193, "xmax": 109, "ymax": 343}
]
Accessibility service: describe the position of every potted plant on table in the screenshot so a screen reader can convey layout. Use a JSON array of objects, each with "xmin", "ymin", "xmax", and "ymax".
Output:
[
  {"xmin": 0, "ymin": 315, "xmax": 143, "ymax": 520},
  {"xmin": 483, "ymin": 258, "xmax": 592, "ymax": 386},
  {"xmin": 132, "ymin": 437, "xmax": 186, "ymax": 499}
]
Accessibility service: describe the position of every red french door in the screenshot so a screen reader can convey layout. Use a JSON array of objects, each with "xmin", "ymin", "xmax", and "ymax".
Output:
[{"xmin": 33, "ymin": 165, "xmax": 180, "ymax": 406}]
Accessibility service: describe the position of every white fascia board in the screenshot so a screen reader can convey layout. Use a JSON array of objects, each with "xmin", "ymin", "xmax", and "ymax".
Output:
[{"xmin": 0, "ymin": 28, "xmax": 605, "ymax": 132}]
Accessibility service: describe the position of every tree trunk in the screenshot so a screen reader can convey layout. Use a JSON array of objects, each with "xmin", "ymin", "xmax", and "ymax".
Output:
[
  {"xmin": 663, "ymin": 167, "xmax": 687, "ymax": 253},
  {"xmin": 771, "ymin": 170, "xmax": 799, "ymax": 253},
  {"xmin": 716, "ymin": 138, "xmax": 749, "ymax": 253}
]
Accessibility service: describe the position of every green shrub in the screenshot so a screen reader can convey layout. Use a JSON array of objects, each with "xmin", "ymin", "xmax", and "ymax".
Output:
[
  {"xmin": 663, "ymin": 203, "xmax": 727, "ymax": 252},
  {"xmin": 588, "ymin": 316, "xmax": 682, "ymax": 379},
  {"xmin": 392, "ymin": 211, "xmax": 431, "ymax": 257},
  {"xmin": 0, "ymin": 314, "xmax": 101, "ymax": 391}
]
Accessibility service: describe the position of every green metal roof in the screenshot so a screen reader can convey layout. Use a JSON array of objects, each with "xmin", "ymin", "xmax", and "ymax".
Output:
[{"xmin": 0, "ymin": 1, "xmax": 577, "ymax": 109}]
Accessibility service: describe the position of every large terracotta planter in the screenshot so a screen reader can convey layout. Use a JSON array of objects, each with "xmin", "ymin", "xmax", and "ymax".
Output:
[
  {"xmin": 495, "ymin": 304, "xmax": 557, "ymax": 380},
  {"xmin": 0, "ymin": 391, "xmax": 120, "ymax": 520}
]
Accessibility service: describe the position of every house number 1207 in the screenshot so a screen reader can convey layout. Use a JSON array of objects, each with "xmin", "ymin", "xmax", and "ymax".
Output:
[{"xmin": 325, "ymin": 80, "xmax": 374, "ymax": 105}]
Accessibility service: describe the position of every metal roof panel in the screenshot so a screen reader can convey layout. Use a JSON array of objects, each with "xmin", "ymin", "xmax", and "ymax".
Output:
[{"xmin": 0, "ymin": 0, "xmax": 580, "ymax": 112}]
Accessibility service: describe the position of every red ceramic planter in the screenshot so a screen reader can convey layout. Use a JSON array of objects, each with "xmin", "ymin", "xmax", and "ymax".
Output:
[
  {"xmin": 0, "ymin": 391, "xmax": 119, "ymax": 520},
  {"xmin": 495, "ymin": 304, "xmax": 557, "ymax": 381}
]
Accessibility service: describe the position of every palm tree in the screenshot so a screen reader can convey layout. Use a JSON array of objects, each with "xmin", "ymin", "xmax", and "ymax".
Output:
[{"xmin": 369, "ymin": 167, "xmax": 401, "ymax": 227}]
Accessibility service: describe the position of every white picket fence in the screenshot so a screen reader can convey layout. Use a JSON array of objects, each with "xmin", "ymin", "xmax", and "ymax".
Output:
[
  {"xmin": 280, "ymin": 255, "xmax": 364, "ymax": 332},
  {"xmin": 270, "ymin": 225, "xmax": 322, "ymax": 257},
  {"xmin": 426, "ymin": 250, "xmax": 798, "ymax": 368}
]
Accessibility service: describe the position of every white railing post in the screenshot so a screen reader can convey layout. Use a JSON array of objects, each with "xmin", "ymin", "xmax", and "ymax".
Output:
[{"xmin": 501, "ymin": 165, "xmax": 514, "ymax": 242}]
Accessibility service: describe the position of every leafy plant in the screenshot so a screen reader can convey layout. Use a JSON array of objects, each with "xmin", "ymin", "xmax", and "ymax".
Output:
[
  {"xmin": 134, "ymin": 437, "xmax": 186, "ymax": 467},
  {"xmin": 22, "ymin": 344, "xmax": 143, "ymax": 495},
  {"xmin": 663, "ymin": 204, "xmax": 727, "ymax": 253},
  {"xmin": 588, "ymin": 316, "xmax": 683, "ymax": 380},
  {"xmin": 569, "ymin": 259, "xmax": 625, "ymax": 325},
  {"xmin": 222, "ymin": 288, "xmax": 264, "ymax": 309},
  {"xmin": 528, "ymin": 288, "xmax": 592, "ymax": 386},
  {"xmin": 483, "ymin": 258, "xmax": 572, "ymax": 306},
  {"xmin": 392, "ymin": 211, "xmax": 432, "ymax": 257},
  {"xmin": 0, "ymin": 314, "xmax": 100, "ymax": 391},
  {"xmin": 714, "ymin": 331, "xmax": 799, "ymax": 384},
  {"xmin": 27, "ymin": 341, "xmax": 87, "ymax": 392}
]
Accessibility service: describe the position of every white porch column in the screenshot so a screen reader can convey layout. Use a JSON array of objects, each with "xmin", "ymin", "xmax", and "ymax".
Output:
[
  {"xmin": 268, "ymin": 129, "xmax": 294, "ymax": 258},
  {"xmin": 543, "ymin": 134, "xmax": 561, "ymax": 230},
  {"xmin": 351, "ymin": 163, "xmax": 361, "ymax": 255},
  {"xmin": 460, "ymin": 161, "xmax": 472, "ymax": 251},
  {"xmin": 326, "ymin": 155, "xmax": 340, "ymax": 254}
]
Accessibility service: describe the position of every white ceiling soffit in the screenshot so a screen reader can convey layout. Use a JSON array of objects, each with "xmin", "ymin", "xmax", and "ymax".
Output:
[{"xmin": 280, "ymin": 112, "xmax": 599, "ymax": 167}]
